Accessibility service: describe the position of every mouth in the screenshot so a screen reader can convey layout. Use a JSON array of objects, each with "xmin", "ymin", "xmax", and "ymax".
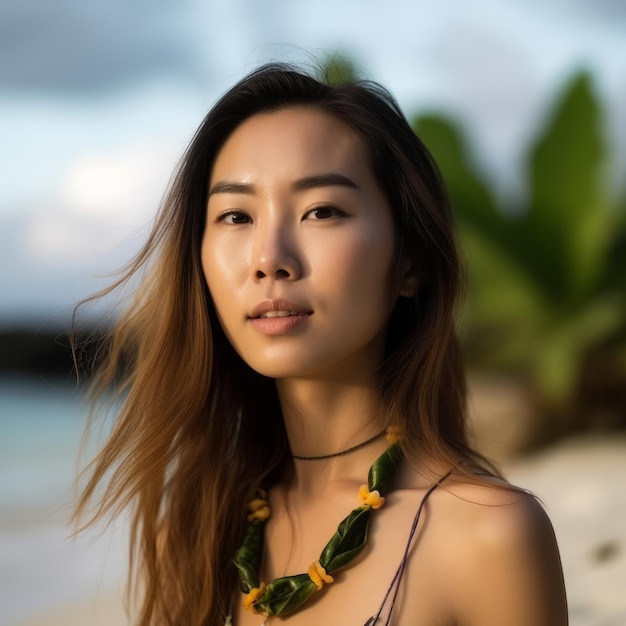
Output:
[
  {"xmin": 247, "ymin": 301, "xmax": 312, "ymax": 336},
  {"xmin": 256, "ymin": 310, "xmax": 308, "ymax": 319},
  {"xmin": 248, "ymin": 299, "xmax": 313, "ymax": 320}
]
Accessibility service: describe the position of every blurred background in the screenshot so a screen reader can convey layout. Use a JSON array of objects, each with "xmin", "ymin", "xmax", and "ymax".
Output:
[{"xmin": 0, "ymin": 1, "xmax": 624, "ymax": 625}]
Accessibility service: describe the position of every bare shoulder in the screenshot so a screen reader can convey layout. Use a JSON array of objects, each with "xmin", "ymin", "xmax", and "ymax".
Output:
[
  {"xmin": 426, "ymin": 477, "xmax": 568, "ymax": 626},
  {"xmin": 437, "ymin": 477, "xmax": 553, "ymax": 545}
]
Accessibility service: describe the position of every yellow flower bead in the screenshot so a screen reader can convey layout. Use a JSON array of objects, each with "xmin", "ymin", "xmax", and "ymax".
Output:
[
  {"xmin": 247, "ymin": 497, "xmax": 271, "ymax": 522},
  {"xmin": 247, "ymin": 506, "xmax": 270, "ymax": 522},
  {"xmin": 385, "ymin": 426, "xmax": 402, "ymax": 444},
  {"xmin": 307, "ymin": 560, "xmax": 334, "ymax": 589},
  {"xmin": 357, "ymin": 484, "xmax": 385, "ymax": 509},
  {"xmin": 243, "ymin": 582, "xmax": 266, "ymax": 612}
]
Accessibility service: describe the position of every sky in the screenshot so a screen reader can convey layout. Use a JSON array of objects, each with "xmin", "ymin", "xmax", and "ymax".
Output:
[{"xmin": 1, "ymin": 0, "xmax": 625, "ymax": 327}]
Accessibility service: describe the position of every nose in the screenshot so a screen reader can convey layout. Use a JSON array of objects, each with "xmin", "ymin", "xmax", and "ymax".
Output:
[{"xmin": 251, "ymin": 220, "xmax": 302, "ymax": 282}]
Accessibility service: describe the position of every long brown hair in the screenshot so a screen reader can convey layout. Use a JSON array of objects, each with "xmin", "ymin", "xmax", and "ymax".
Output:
[{"xmin": 73, "ymin": 63, "xmax": 498, "ymax": 626}]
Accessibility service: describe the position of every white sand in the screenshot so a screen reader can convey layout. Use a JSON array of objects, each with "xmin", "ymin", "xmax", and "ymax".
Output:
[
  {"xmin": 13, "ymin": 435, "xmax": 626, "ymax": 626},
  {"xmin": 15, "ymin": 588, "xmax": 126, "ymax": 626},
  {"xmin": 505, "ymin": 435, "xmax": 626, "ymax": 626}
]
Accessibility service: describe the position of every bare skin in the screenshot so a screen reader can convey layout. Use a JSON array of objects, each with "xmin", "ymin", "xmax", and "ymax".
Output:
[{"xmin": 202, "ymin": 108, "xmax": 568, "ymax": 626}]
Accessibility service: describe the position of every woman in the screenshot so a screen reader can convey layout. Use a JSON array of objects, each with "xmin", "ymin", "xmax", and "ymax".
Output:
[{"xmin": 74, "ymin": 64, "xmax": 568, "ymax": 626}]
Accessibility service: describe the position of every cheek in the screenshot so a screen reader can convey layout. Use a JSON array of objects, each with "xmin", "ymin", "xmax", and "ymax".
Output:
[
  {"xmin": 201, "ymin": 241, "xmax": 234, "ymax": 321},
  {"xmin": 202, "ymin": 229, "xmax": 247, "ymax": 285},
  {"xmin": 315, "ymin": 234, "xmax": 396, "ymax": 334},
  {"xmin": 334, "ymin": 228, "xmax": 396, "ymax": 298},
  {"xmin": 200, "ymin": 244, "xmax": 215, "ymax": 296}
]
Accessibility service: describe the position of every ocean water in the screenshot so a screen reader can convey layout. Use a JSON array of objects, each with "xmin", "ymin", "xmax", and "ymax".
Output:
[{"xmin": 0, "ymin": 378, "xmax": 126, "ymax": 626}]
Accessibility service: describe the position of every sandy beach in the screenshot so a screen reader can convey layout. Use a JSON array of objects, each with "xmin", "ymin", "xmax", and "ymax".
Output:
[
  {"xmin": 14, "ymin": 588, "xmax": 126, "ymax": 626},
  {"xmin": 505, "ymin": 435, "xmax": 626, "ymax": 626},
  {"xmin": 10, "ymin": 434, "xmax": 625, "ymax": 626}
]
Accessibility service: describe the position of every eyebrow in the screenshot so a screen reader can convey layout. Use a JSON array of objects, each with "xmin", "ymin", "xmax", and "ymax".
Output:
[
  {"xmin": 207, "ymin": 181, "xmax": 252, "ymax": 198},
  {"xmin": 207, "ymin": 173, "xmax": 360, "ymax": 198},
  {"xmin": 291, "ymin": 173, "xmax": 360, "ymax": 193}
]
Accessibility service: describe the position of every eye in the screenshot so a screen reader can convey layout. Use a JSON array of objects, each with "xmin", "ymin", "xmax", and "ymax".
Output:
[
  {"xmin": 304, "ymin": 205, "xmax": 345, "ymax": 220},
  {"xmin": 216, "ymin": 211, "xmax": 251, "ymax": 225}
]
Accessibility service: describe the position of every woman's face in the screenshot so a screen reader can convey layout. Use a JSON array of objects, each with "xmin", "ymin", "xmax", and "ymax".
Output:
[{"xmin": 202, "ymin": 107, "xmax": 401, "ymax": 381}]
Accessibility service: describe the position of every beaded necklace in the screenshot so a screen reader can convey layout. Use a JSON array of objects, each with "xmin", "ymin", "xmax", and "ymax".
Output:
[{"xmin": 232, "ymin": 427, "xmax": 403, "ymax": 620}]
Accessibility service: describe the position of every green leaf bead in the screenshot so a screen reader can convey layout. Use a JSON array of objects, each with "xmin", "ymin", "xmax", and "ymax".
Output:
[
  {"xmin": 256, "ymin": 574, "xmax": 318, "ymax": 616},
  {"xmin": 368, "ymin": 442, "xmax": 402, "ymax": 492},
  {"xmin": 319, "ymin": 506, "xmax": 372, "ymax": 572},
  {"xmin": 233, "ymin": 519, "xmax": 264, "ymax": 592}
]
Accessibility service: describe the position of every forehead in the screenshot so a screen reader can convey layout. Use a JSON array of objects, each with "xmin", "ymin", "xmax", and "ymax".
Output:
[{"xmin": 210, "ymin": 108, "xmax": 370, "ymax": 184}]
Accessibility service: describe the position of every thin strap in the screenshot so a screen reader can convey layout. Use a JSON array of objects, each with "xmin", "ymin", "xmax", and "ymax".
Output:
[{"xmin": 364, "ymin": 470, "xmax": 452, "ymax": 626}]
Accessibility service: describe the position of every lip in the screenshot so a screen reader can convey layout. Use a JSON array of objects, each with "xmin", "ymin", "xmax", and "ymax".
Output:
[
  {"xmin": 247, "ymin": 299, "xmax": 313, "ymax": 336},
  {"xmin": 248, "ymin": 299, "xmax": 313, "ymax": 320}
]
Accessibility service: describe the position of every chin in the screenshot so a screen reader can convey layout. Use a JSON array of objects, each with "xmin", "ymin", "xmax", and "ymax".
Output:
[
  {"xmin": 246, "ymin": 362, "xmax": 313, "ymax": 380},
  {"xmin": 240, "ymin": 352, "xmax": 329, "ymax": 380}
]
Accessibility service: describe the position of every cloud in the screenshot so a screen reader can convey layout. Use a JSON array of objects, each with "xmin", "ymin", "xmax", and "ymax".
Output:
[
  {"xmin": 0, "ymin": 0, "xmax": 201, "ymax": 92},
  {"xmin": 0, "ymin": 140, "xmax": 180, "ymax": 321},
  {"xmin": 556, "ymin": 0, "xmax": 626, "ymax": 21},
  {"xmin": 25, "ymin": 141, "xmax": 177, "ymax": 262}
]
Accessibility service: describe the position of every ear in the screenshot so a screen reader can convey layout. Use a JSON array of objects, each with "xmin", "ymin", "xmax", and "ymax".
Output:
[{"xmin": 398, "ymin": 263, "xmax": 419, "ymax": 297}]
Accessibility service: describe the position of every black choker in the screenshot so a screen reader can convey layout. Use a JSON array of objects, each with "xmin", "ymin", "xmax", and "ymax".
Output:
[{"xmin": 292, "ymin": 429, "xmax": 387, "ymax": 461}]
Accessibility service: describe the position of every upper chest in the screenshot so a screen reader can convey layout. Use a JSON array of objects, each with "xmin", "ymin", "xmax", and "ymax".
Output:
[{"xmin": 232, "ymin": 488, "xmax": 458, "ymax": 626}]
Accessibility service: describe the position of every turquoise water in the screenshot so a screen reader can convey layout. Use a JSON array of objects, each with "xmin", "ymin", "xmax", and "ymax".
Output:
[
  {"xmin": 0, "ymin": 377, "xmax": 126, "ymax": 625},
  {"xmin": 0, "ymin": 378, "xmax": 87, "ymax": 511}
]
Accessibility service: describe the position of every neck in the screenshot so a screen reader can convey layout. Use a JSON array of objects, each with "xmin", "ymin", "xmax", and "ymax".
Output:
[{"xmin": 276, "ymin": 377, "xmax": 387, "ymax": 494}]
